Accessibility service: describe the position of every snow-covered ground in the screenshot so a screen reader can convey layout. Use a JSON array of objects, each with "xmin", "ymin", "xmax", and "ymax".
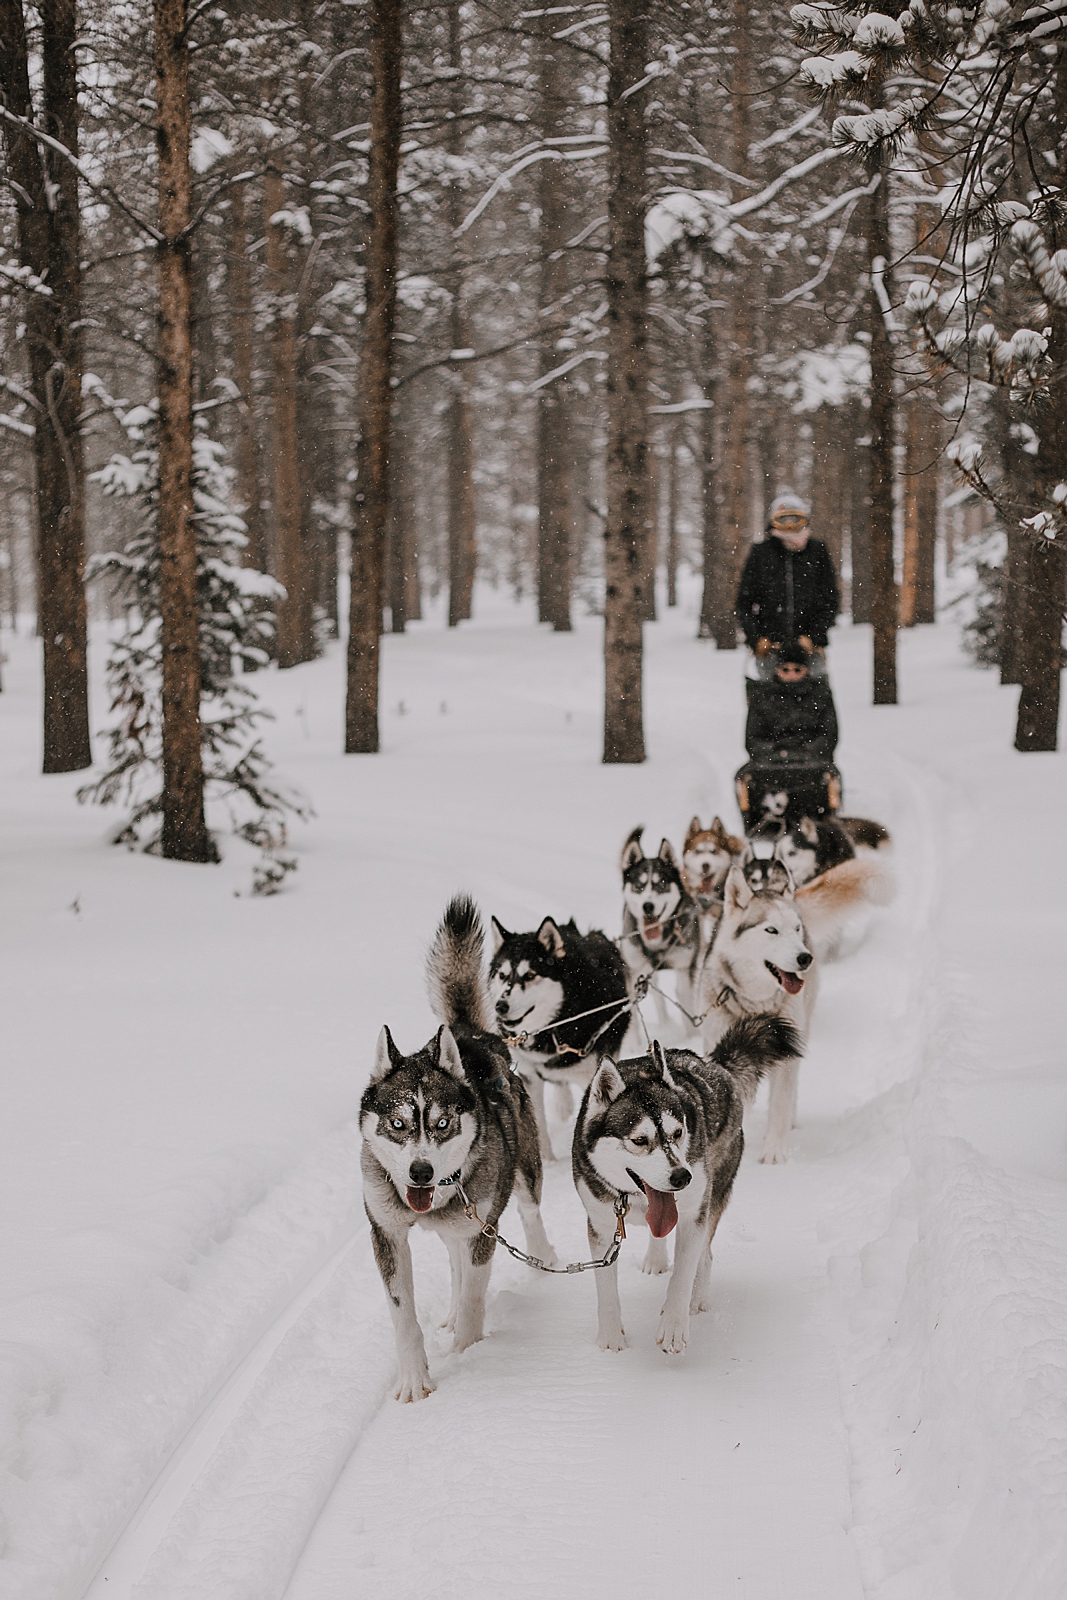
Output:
[{"xmin": 1, "ymin": 584, "xmax": 1064, "ymax": 1600}]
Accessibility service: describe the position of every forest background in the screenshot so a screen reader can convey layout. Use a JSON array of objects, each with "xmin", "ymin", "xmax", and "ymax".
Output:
[{"xmin": 1, "ymin": 0, "xmax": 1066, "ymax": 862}]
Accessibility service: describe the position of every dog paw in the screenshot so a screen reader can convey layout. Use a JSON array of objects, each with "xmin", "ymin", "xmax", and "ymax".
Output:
[
  {"xmin": 689, "ymin": 1293, "xmax": 710, "ymax": 1315},
  {"xmin": 394, "ymin": 1368, "xmax": 435, "ymax": 1403},
  {"xmin": 597, "ymin": 1327, "xmax": 628, "ymax": 1352},
  {"xmin": 640, "ymin": 1240, "xmax": 670, "ymax": 1275},
  {"xmin": 450, "ymin": 1328, "xmax": 485, "ymax": 1355},
  {"xmin": 657, "ymin": 1313, "xmax": 689, "ymax": 1355},
  {"xmin": 760, "ymin": 1146, "xmax": 789, "ymax": 1165}
]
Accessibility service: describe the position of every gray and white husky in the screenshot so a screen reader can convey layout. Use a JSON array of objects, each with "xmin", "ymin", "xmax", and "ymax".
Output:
[
  {"xmin": 697, "ymin": 865, "xmax": 817, "ymax": 1165},
  {"xmin": 573, "ymin": 1018, "xmax": 803, "ymax": 1355},
  {"xmin": 620, "ymin": 828, "xmax": 701, "ymax": 1039},
  {"xmin": 360, "ymin": 896, "xmax": 554, "ymax": 1402}
]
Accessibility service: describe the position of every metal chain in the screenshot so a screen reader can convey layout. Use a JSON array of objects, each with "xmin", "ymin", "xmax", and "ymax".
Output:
[{"xmin": 452, "ymin": 1179, "xmax": 630, "ymax": 1274}]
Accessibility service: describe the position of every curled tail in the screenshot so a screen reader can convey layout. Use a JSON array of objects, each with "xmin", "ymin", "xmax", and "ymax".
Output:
[
  {"xmin": 710, "ymin": 1014, "xmax": 804, "ymax": 1101},
  {"xmin": 426, "ymin": 894, "xmax": 491, "ymax": 1032}
]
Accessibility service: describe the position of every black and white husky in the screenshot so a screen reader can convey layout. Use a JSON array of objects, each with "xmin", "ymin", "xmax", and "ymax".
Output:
[
  {"xmin": 774, "ymin": 815, "xmax": 855, "ymax": 887},
  {"xmin": 361, "ymin": 896, "xmax": 553, "ymax": 1402},
  {"xmin": 620, "ymin": 828, "xmax": 699, "ymax": 975},
  {"xmin": 489, "ymin": 916, "xmax": 630, "ymax": 1159},
  {"xmin": 573, "ymin": 1019, "xmax": 803, "ymax": 1355}
]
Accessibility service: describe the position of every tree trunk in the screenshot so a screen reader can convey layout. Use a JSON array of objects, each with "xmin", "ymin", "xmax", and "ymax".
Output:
[
  {"xmin": 698, "ymin": 350, "xmax": 720, "ymax": 640},
  {"xmin": 536, "ymin": 17, "xmax": 573, "ymax": 631},
  {"xmin": 445, "ymin": 0, "xmax": 476, "ymax": 626},
  {"xmin": 154, "ymin": 0, "xmax": 211, "ymax": 861},
  {"xmin": 602, "ymin": 0, "xmax": 648, "ymax": 764},
  {"xmin": 866, "ymin": 159, "xmax": 898, "ymax": 704},
  {"xmin": 388, "ymin": 406, "xmax": 414, "ymax": 632},
  {"xmin": 0, "ymin": 0, "xmax": 91, "ymax": 771},
  {"xmin": 666, "ymin": 417, "xmax": 680, "ymax": 607},
  {"xmin": 900, "ymin": 397, "xmax": 939, "ymax": 627},
  {"xmin": 264, "ymin": 164, "xmax": 313, "ymax": 667},
  {"xmin": 809, "ymin": 405, "xmax": 843, "ymax": 573},
  {"xmin": 344, "ymin": 0, "xmax": 401, "ymax": 752},
  {"xmin": 227, "ymin": 182, "xmax": 266, "ymax": 572}
]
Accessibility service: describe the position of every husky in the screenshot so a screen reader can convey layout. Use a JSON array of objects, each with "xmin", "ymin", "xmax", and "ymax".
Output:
[
  {"xmin": 681, "ymin": 816, "xmax": 743, "ymax": 936},
  {"xmin": 697, "ymin": 866, "xmax": 817, "ymax": 1164},
  {"xmin": 794, "ymin": 853, "xmax": 895, "ymax": 961},
  {"xmin": 488, "ymin": 916, "xmax": 630, "ymax": 1159},
  {"xmin": 740, "ymin": 843, "xmax": 794, "ymax": 896},
  {"xmin": 573, "ymin": 1019, "xmax": 803, "ymax": 1355},
  {"xmin": 774, "ymin": 815, "xmax": 855, "ymax": 887},
  {"xmin": 838, "ymin": 815, "xmax": 891, "ymax": 852},
  {"xmin": 620, "ymin": 827, "xmax": 700, "ymax": 973},
  {"xmin": 360, "ymin": 896, "xmax": 554, "ymax": 1402}
]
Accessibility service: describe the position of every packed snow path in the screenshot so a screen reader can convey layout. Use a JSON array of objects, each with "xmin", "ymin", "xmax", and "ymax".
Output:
[{"xmin": 1, "ymin": 590, "xmax": 1063, "ymax": 1600}]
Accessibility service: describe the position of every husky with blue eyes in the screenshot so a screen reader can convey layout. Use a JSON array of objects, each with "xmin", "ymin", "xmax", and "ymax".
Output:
[{"xmin": 360, "ymin": 896, "xmax": 553, "ymax": 1402}]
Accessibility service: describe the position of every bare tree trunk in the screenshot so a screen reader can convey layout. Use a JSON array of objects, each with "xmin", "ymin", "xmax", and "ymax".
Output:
[
  {"xmin": 264, "ymin": 164, "xmax": 313, "ymax": 667},
  {"xmin": 388, "ymin": 405, "xmax": 413, "ymax": 632},
  {"xmin": 445, "ymin": 0, "xmax": 476, "ymax": 627},
  {"xmin": 866, "ymin": 159, "xmax": 898, "ymax": 704},
  {"xmin": 809, "ymin": 405, "xmax": 843, "ymax": 573},
  {"xmin": 698, "ymin": 344, "xmax": 720, "ymax": 640},
  {"xmin": 0, "ymin": 0, "xmax": 91, "ymax": 771},
  {"xmin": 602, "ymin": 0, "xmax": 648, "ymax": 764},
  {"xmin": 154, "ymin": 0, "xmax": 211, "ymax": 860},
  {"xmin": 666, "ymin": 416, "xmax": 681, "ymax": 606},
  {"xmin": 227, "ymin": 182, "xmax": 266, "ymax": 572},
  {"xmin": 345, "ymin": 0, "xmax": 401, "ymax": 752},
  {"xmin": 536, "ymin": 17, "xmax": 573, "ymax": 630}
]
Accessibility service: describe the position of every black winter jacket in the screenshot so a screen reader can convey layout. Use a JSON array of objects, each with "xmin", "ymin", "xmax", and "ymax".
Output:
[
  {"xmin": 736, "ymin": 536, "xmax": 840, "ymax": 649},
  {"xmin": 744, "ymin": 678, "xmax": 839, "ymax": 762}
]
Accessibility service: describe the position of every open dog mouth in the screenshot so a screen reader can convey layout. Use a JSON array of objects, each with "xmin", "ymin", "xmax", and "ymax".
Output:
[
  {"xmin": 626, "ymin": 1168, "xmax": 678, "ymax": 1238},
  {"xmin": 642, "ymin": 918, "xmax": 664, "ymax": 943},
  {"xmin": 405, "ymin": 1185, "xmax": 435, "ymax": 1212},
  {"xmin": 498, "ymin": 1002, "xmax": 534, "ymax": 1029},
  {"xmin": 766, "ymin": 961, "xmax": 805, "ymax": 996}
]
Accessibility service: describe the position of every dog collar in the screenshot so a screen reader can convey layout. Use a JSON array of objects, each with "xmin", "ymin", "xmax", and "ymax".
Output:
[{"xmin": 436, "ymin": 1170, "xmax": 464, "ymax": 1189}]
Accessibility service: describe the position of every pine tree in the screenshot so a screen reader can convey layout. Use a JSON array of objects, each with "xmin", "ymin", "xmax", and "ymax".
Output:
[{"xmin": 79, "ymin": 399, "xmax": 308, "ymax": 858}]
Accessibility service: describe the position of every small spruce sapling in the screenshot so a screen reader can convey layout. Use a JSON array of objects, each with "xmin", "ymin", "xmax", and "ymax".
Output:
[{"xmin": 79, "ymin": 394, "xmax": 310, "ymax": 875}]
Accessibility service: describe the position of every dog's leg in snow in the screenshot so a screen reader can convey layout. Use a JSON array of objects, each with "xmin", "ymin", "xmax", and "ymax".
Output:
[
  {"xmin": 587, "ymin": 1205, "xmax": 626, "ymax": 1350},
  {"xmin": 441, "ymin": 1232, "xmax": 465, "ymax": 1333},
  {"xmin": 657, "ymin": 1217, "xmax": 708, "ymax": 1355},
  {"xmin": 523, "ymin": 1069, "xmax": 554, "ymax": 1161},
  {"xmin": 452, "ymin": 1235, "xmax": 493, "ymax": 1352},
  {"xmin": 761, "ymin": 1059, "xmax": 799, "ymax": 1164},
  {"xmin": 641, "ymin": 1234, "xmax": 671, "ymax": 1275},
  {"xmin": 690, "ymin": 1238, "xmax": 712, "ymax": 1313},
  {"xmin": 369, "ymin": 1215, "xmax": 434, "ymax": 1401},
  {"xmin": 513, "ymin": 1167, "xmax": 557, "ymax": 1267}
]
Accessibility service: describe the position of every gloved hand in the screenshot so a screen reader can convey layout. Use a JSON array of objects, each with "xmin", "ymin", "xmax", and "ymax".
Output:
[
  {"xmin": 798, "ymin": 635, "xmax": 814, "ymax": 654},
  {"xmin": 755, "ymin": 637, "xmax": 774, "ymax": 658}
]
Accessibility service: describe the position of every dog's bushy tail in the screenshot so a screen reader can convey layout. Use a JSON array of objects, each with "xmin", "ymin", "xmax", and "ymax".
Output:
[
  {"xmin": 710, "ymin": 1014, "xmax": 804, "ymax": 1101},
  {"xmin": 427, "ymin": 894, "xmax": 491, "ymax": 1032}
]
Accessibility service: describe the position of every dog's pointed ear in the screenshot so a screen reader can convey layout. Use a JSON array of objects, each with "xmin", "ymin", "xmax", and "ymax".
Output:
[
  {"xmin": 768, "ymin": 859, "xmax": 795, "ymax": 895},
  {"xmin": 591, "ymin": 1058, "xmax": 625, "ymax": 1105},
  {"xmin": 710, "ymin": 816, "xmax": 727, "ymax": 846},
  {"xmin": 684, "ymin": 816, "xmax": 702, "ymax": 847},
  {"xmin": 536, "ymin": 917, "xmax": 566, "ymax": 960},
  {"xmin": 650, "ymin": 1038, "xmax": 677, "ymax": 1089},
  {"xmin": 740, "ymin": 843, "xmax": 756, "ymax": 866},
  {"xmin": 658, "ymin": 838, "xmax": 680, "ymax": 872},
  {"xmin": 724, "ymin": 865, "xmax": 752, "ymax": 913},
  {"xmin": 799, "ymin": 816, "xmax": 819, "ymax": 845},
  {"xmin": 371, "ymin": 1024, "xmax": 403, "ymax": 1083},
  {"xmin": 436, "ymin": 1025, "xmax": 467, "ymax": 1081},
  {"xmin": 621, "ymin": 826, "xmax": 645, "ymax": 872},
  {"xmin": 490, "ymin": 915, "xmax": 510, "ymax": 953}
]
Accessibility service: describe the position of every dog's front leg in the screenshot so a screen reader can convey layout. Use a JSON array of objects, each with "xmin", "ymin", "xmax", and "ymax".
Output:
[
  {"xmin": 588, "ymin": 1209, "xmax": 626, "ymax": 1351},
  {"xmin": 368, "ymin": 1212, "xmax": 434, "ymax": 1402},
  {"xmin": 441, "ymin": 1232, "xmax": 465, "ymax": 1333},
  {"xmin": 640, "ymin": 1234, "xmax": 670, "ymax": 1275},
  {"xmin": 656, "ymin": 1218, "xmax": 707, "ymax": 1355},
  {"xmin": 519, "ymin": 1066, "xmax": 555, "ymax": 1161},
  {"xmin": 761, "ymin": 1058, "xmax": 799, "ymax": 1164},
  {"xmin": 452, "ymin": 1230, "xmax": 494, "ymax": 1352}
]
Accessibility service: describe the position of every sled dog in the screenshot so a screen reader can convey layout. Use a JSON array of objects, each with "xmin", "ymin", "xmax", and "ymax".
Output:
[
  {"xmin": 740, "ymin": 842, "xmax": 794, "ymax": 897},
  {"xmin": 794, "ymin": 854, "xmax": 895, "ymax": 961},
  {"xmin": 697, "ymin": 866, "xmax": 817, "ymax": 1164},
  {"xmin": 361, "ymin": 895, "xmax": 553, "ymax": 1401},
  {"xmin": 774, "ymin": 815, "xmax": 855, "ymax": 887},
  {"xmin": 620, "ymin": 828, "xmax": 702, "ymax": 1045},
  {"xmin": 489, "ymin": 915, "xmax": 630, "ymax": 1159},
  {"xmin": 838, "ymin": 815, "xmax": 891, "ymax": 852},
  {"xmin": 681, "ymin": 816, "xmax": 743, "ymax": 935},
  {"xmin": 573, "ymin": 1019, "xmax": 803, "ymax": 1355}
]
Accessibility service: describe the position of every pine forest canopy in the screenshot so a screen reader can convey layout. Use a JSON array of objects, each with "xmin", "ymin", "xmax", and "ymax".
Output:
[{"xmin": 0, "ymin": 0, "xmax": 1064, "ymax": 858}]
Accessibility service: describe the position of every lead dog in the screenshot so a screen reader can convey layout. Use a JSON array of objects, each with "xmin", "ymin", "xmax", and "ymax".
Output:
[
  {"xmin": 681, "ymin": 815, "xmax": 743, "ymax": 938},
  {"xmin": 573, "ymin": 1018, "xmax": 803, "ymax": 1355},
  {"xmin": 361, "ymin": 896, "xmax": 554, "ymax": 1401}
]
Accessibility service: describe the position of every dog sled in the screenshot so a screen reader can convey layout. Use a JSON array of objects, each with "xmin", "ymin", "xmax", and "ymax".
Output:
[{"xmin": 735, "ymin": 671, "xmax": 842, "ymax": 837}]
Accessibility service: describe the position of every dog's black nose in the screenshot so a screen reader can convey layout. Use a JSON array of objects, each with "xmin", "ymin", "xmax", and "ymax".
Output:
[
  {"xmin": 643, "ymin": 901, "xmax": 655, "ymax": 916},
  {"xmin": 409, "ymin": 1160, "xmax": 434, "ymax": 1186},
  {"xmin": 495, "ymin": 998, "xmax": 510, "ymax": 1015},
  {"xmin": 668, "ymin": 1167, "xmax": 692, "ymax": 1190},
  {"xmin": 796, "ymin": 951, "xmax": 813, "ymax": 970}
]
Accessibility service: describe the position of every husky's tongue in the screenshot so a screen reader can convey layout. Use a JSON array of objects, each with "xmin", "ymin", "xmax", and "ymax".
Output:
[
  {"xmin": 406, "ymin": 1185, "xmax": 435, "ymax": 1212},
  {"xmin": 643, "ymin": 919, "xmax": 663, "ymax": 943},
  {"xmin": 768, "ymin": 962, "xmax": 805, "ymax": 997},
  {"xmin": 638, "ymin": 1180, "xmax": 678, "ymax": 1237}
]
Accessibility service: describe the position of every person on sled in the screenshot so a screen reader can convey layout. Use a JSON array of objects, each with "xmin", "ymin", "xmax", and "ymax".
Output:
[
  {"xmin": 744, "ymin": 639, "xmax": 838, "ymax": 763},
  {"xmin": 736, "ymin": 493, "xmax": 840, "ymax": 679}
]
